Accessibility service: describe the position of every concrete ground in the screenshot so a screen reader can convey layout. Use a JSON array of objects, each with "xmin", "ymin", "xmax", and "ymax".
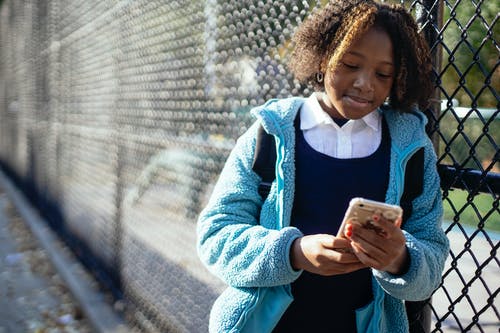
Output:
[
  {"xmin": 0, "ymin": 188, "xmax": 93, "ymax": 332},
  {"xmin": 0, "ymin": 173, "xmax": 130, "ymax": 333}
]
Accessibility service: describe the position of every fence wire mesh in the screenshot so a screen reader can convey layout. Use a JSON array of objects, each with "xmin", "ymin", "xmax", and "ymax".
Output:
[{"xmin": 0, "ymin": 0, "xmax": 498, "ymax": 332}]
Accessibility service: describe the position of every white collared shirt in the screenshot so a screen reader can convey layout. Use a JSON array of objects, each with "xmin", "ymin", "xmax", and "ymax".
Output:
[{"xmin": 300, "ymin": 93, "xmax": 382, "ymax": 159}]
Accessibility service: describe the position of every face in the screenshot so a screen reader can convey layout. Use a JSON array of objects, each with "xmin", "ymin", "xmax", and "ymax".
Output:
[{"xmin": 322, "ymin": 27, "xmax": 394, "ymax": 119}]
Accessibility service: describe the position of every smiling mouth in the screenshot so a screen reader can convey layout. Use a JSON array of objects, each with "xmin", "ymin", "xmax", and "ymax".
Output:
[{"xmin": 344, "ymin": 95, "xmax": 372, "ymax": 107}]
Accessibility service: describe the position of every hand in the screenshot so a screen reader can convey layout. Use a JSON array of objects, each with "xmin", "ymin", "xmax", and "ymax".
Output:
[
  {"xmin": 290, "ymin": 234, "xmax": 367, "ymax": 276},
  {"xmin": 345, "ymin": 215, "xmax": 409, "ymax": 275}
]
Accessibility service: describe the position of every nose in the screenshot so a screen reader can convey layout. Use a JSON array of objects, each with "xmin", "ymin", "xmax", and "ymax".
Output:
[{"xmin": 353, "ymin": 71, "xmax": 374, "ymax": 92}]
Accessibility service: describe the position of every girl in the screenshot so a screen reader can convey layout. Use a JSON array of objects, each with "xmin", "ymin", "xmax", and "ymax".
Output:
[{"xmin": 197, "ymin": 1, "xmax": 449, "ymax": 332}]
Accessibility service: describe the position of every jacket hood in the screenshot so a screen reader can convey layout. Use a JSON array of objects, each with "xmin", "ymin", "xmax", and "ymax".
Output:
[
  {"xmin": 382, "ymin": 106, "xmax": 430, "ymax": 152},
  {"xmin": 250, "ymin": 97, "xmax": 304, "ymax": 136}
]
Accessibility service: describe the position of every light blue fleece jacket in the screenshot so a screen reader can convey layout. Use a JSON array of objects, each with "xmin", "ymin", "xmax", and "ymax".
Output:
[{"xmin": 197, "ymin": 97, "xmax": 449, "ymax": 333}]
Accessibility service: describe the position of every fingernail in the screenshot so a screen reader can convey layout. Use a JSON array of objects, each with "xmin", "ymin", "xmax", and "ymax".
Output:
[
  {"xmin": 346, "ymin": 225, "xmax": 353, "ymax": 237},
  {"xmin": 373, "ymin": 215, "xmax": 379, "ymax": 222}
]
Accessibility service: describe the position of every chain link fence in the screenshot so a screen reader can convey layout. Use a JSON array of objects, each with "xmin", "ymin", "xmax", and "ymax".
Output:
[{"xmin": 0, "ymin": 0, "xmax": 498, "ymax": 332}]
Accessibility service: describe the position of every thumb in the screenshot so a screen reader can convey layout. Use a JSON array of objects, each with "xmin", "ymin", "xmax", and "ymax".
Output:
[
  {"xmin": 316, "ymin": 234, "xmax": 337, "ymax": 248},
  {"xmin": 317, "ymin": 234, "xmax": 351, "ymax": 250}
]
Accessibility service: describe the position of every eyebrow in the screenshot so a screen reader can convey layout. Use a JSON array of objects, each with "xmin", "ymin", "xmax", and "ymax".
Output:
[{"xmin": 345, "ymin": 51, "xmax": 394, "ymax": 67}]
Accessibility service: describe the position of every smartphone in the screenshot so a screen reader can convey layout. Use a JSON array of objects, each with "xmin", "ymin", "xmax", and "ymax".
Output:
[{"xmin": 337, "ymin": 197, "xmax": 403, "ymax": 237}]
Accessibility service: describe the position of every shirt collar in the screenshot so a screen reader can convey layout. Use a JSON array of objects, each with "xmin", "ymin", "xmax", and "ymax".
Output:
[{"xmin": 300, "ymin": 92, "xmax": 380, "ymax": 131}]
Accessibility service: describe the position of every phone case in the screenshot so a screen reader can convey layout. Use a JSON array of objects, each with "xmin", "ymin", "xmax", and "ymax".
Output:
[{"xmin": 337, "ymin": 197, "xmax": 403, "ymax": 237}]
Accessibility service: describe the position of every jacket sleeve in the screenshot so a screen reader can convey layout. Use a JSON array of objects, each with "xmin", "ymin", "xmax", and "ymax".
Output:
[
  {"xmin": 196, "ymin": 121, "xmax": 303, "ymax": 288},
  {"xmin": 374, "ymin": 138, "xmax": 450, "ymax": 301}
]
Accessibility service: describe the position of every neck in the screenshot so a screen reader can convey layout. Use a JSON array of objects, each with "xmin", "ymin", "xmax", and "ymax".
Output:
[{"xmin": 317, "ymin": 92, "xmax": 346, "ymax": 120}]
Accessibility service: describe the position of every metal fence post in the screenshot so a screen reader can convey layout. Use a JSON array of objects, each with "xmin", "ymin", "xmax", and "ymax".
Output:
[{"xmin": 418, "ymin": 0, "xmax": 444, "ymax": 151}]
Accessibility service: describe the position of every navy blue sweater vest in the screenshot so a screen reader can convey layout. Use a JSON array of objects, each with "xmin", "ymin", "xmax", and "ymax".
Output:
[{"xmin": 274, "ymin": 117, "xmax": 391, "ymax": 333}]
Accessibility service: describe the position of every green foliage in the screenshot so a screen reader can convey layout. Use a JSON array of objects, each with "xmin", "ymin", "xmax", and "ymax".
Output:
[
  {"xmin": 442, "ymin": 189, "xmax": 500, "ymax": 233},
  {"xmin": 441, "ymin": 0, "xmax": 499, "ymax": 107},
  {"xmin": 437, "ymin": 1, "xmax": 499, "ymax": 174},
  {"xmin": 438, "ymin": 112, "xmax": 499, "ymax": 171}
]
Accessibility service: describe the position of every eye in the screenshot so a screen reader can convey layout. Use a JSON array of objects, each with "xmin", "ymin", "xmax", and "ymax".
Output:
[
  {"xmin": 376, "ymin": 72, "xmax": 393, "ymax": 79},
  {"xmin": 342, "ymin": 62, "xmax": 359, "ymax": 70}
]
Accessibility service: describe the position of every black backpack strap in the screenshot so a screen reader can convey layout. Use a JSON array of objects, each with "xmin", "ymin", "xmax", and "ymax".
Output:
[
  {"xmin": 400, "ymin": 147, "xmax": 424, "ymax": 225},
  {"xmin": 252, "ymin": 124, "xmax": 276, "ymax": 199},
  {"xmin": 406, "ymin": 300, "xmax": 432, "ymax": 333},
  {"xmin": 400, "ymin": 147, "xmax": 431, "ymax": 333},
  {"xmin": 252, "ymin": 114, "xmax": 301, "ymax": 199}
]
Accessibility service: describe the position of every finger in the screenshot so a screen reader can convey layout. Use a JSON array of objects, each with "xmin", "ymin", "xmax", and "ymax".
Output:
[
  {"xmin": 394, "ymin": 216, "xmax": 403, "ymax": 228},
  {"xmin": 331, "ymin": 236, "xmax": 353, "ymax": 249},
  {"xmin": 370, "ymin": 215, "xmax": 400, "ymax": 237},
  {"xmin": 350, "ymin": 223, "xmax": 383, "ymax": 244},
  {"xmin": 349, "ymin": 228, "xmax": 390, "ymax": 261},
  {"xmin": 350, "ymin": 242, "xmax": 379, "ymax": 267},
  {"xmin": 316, "ymin": 233, "xmax": 337, "ymax": 247},
  {"xmin": 332, "ymin": 249, "xmax": 363, "ymax": 264},
  {"xmin": 370, "ymin": 221, "xmax": 404, "ymax": 242},
  {"xmin": 315, "ymin": 244, "xmax": 360, "ymax": 264}
]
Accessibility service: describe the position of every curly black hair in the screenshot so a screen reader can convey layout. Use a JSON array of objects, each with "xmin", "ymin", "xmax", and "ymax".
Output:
[{"xmin": 288, "ymin": 0, "xmax": 433, "ymax": 111}]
